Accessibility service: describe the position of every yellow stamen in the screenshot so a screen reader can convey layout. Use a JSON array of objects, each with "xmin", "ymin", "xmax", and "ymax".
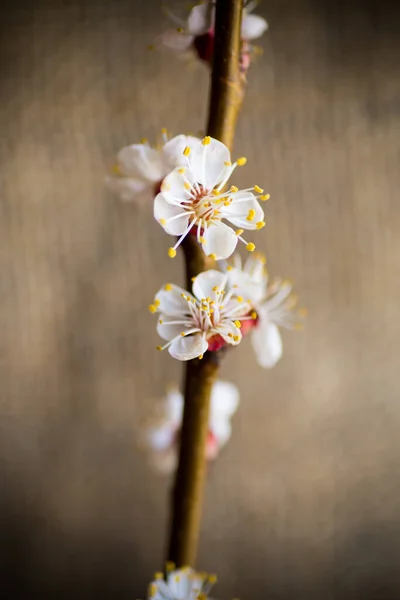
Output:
[
  {"xmin": 154, "ymin": 299, "xmax": 160, "ymax": 307},
  {"xmin": 208, "ymin": 574, "xmax": 218, "ymax": 584},
  {"xmin": 251, "ymin": 311, "xmax": 257, "ymax": 320},
  {"xmin": 226, "ymin": 266, "xmax": 233, "ymax": 271},
  {"xmin": 159, "ymin": 218, "xmax": 166, "ymax": 226},
  {"xmin": 260, "ymin": 194, "xmax": 270, "ymax": 201},
  {"xmin": 254, "ymin": 185, "xmax": 264, "ymax": 193},
  {"xmin": 159, "ymin": 319, "xmax": 163, "ymax": 324},
  {"xmin": 224, "ymin": 160, "xmax": 232, "ymax": 166},
  {"xmin": 246, "ymin": 209, "xmax": 256, "ymax": 221},
  {"xmin": 191, "ymin": 276, "xmax": 197, "ymax": 282},
  {"xmin": 148, "ymin": 304, "xmax": 157, "ymax": 313},
  {"xmin": 164, "ymin": 283, "xmax": 172, "ymax": 291},
  {"xmin": 236, "ymin": 228, "xmax": 244, "ymax": 236},
  {"xmin": 237, "ymin": 295, "xmax": 243, "ymax": 302},
  {"xmin": 140, "ymin": 137, "xmax": 148, "ymax": 144},
  {"xmin": 161, "ymin": 127, "xmax": 167, "ymax": 135},
  {"xmin": 184, "ymin": 182, "xmax": 191, "ymax": 190},
  {"xmin": 212, "ymin": 286, "xmax": 219, "ymax": 291},
  {"xmin": 178, "ymin": 167, "xmax": 185, "ymax": 174},
  {"xmin": 208, "ymin": 253, "xmax": 217, "ymax": 260},
  {"xmin": 256, "ymin": 220, "xmax": 266, "ymax": 229},
  {"xmin": 165, "ymin": 561, "xmax": 175, "ymax": 572},
  {"xmin": 212, "ymin": 189, "xmax": 220, "ymax": 196},
  {"xmin": 202, "ymin": 136, "xmax": 211, "ymax": 145},
  {"xmin": 180, "ymin": 332, "xmax": 186, "ymax": 337},
  {"xmin": 183, "ymin": 146, "xmax": 191, "ymax": 156},
  {"xmin": 168, "ymin": 247, "xmax": 177, "ymax": 258},
  {"xmin": 236, "ymin": 156, "xmax": 247, "ymax": 166},
  {"xmin": 233, "ymin": 335, "xmax": 240, "ymax": 342},
  {"xmin": 156, "ymin": 346, "xmax": 163, "ymax": 351},
  {"xmin": 198, "ymin": 354, "xmax": 204, "ymax": 360},
  {"xmin": 246, "ymin": 242, "xmax": 256, "ymax": 252},
  {"xmin": 154, "ymin": 572, "xmax": 164, "ymax": 580},
  {"xmin": 230, "ymin": 185, "xmax": 239, "ymax": 192},
  {"xmin": 199, "ymin": 236, "xmax": 206, "ymax": 244},
  {"xmin": 234, "ymin": 320, "xmax": 241, "ymax": 328}
]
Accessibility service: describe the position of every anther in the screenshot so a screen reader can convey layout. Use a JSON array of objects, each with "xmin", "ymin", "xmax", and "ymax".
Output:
[
  {"xmin": 168, "ymin": 247, "xmax": 177, "ymax": 258},
  {"xmin": 246, "ymin": 242, "xmax": 256, "ymax": 252},
  {"xmin": 256, "ymin": 221, "xmax": 266, "ymax": 229},
  {"xmin": 183, "ymin": 146, "xmax": 191, "ymax": 156},
  {"xmin": 230, "ymin": 185, "xmax": 239, "ymax": 192},
  {"xmin": 234, "ymin": 320, "xmax": 241, "ymax": 328},
  {"xmin": 148, "ymin": 304, "xmax": 157, "ymax": 313},
  {"xmin": 159, "ymin": 218, "xmax": 166, "ymax": 225},
  {"xmin": 208, "ymin": 253, "xmax": 217, "ymax": 260},
  {"xmin": 202, "ymin": 136, "xmax": 211, "ymax": 145},
  {"xmin": 251, "ymin": 311, "xmax": 257, "ymax": 320},
  {"xmin": 260, "ymin": 194, "xmax": 270, "ymax": 201},
  {"xmin": 254, "ymin": 185, "xmax": 264, "ymax": 193},
  {"xmin": 164, "ymin": 283, "xmax": 172, "ymax": 291},
  {"xmin": 236, "ymin": 157, "xmax": 247, "ymax": 166},
  {"xmin": 246, "ymin": 209, "xmax": 256, "ymax": 221},
  {"xmin": 236, "ymin": 228, "xmax": 244, "ymax": 236}
]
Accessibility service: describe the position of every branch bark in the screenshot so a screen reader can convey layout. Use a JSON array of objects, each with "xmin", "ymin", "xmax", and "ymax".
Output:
[{"xmin": 167, "ymin": 0, "xmax": 244, "ymax": 567}]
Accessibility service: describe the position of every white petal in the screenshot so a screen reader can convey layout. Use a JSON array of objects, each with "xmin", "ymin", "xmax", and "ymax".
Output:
[
  {"xmin": 161, "ymin": 167, "xmax": 194, "ymax": 204},
  {"xmin": 211, "ymin": 380, "xmax": 240, "ymax": 418},
  {"xmin": 189, "ymin": 137, "xmax": 231, "ymax": 189},
  {"xmin": 169, "ymin": 333, "xmax": 208, "ymax": 361},
  {"xmin": 187, "ymin": 3, "xmax": 214, "ymax": 34},
  {"xmin": 241, "ymin": 13, "xmax": 268, "ymax": 40},
  {"xmin": 203, "ymin": 222, "xmax": 238, "ymax": 260},
  {"xmin": 192, "ymin": 269, "xmax": 227, "ymax": 301},
  {"xmin": 117, "ymin": 145, "xmax": 164, "ymax": 181},
  {"xmin": 160, "ymin": 29, "xmax": 194, "ymax": 51},
  {"xmin": 217, "ymin": 321, "xmax": 242, "ymax": 345},
  {"xmin": 147, "ymin": 423, "xmax": 175, "ymax": 451},
  {"xmin": 227, "ymin": 268, "xmax": 266, "ymax": 304},
  {"xmin": 162, "ymin": 134, "xmax": 202, "ymax": 167},
  {"xmin": 166, "ymin": 389, "xmax": 184, "ymax": 423},
  {"xmin": 211, "ymin": 419, "xmax": 232, "ymax": 447},
  {"xmin": 251, "ymin": 319, "xmax": 283, "ymax": 368},
  {"xmin": 157, "ymin": 316, "xmax": 190, "ymax": 342},
  {"xmin": 105, "ymin": 176, "xmax": 149, "ymax": 202},
  {"xmin": 221, "ymin": 192, "xmax": 264, "ymax": 229},
  {"xmin": 155, "ymin": 285, "xmax": 193, "ymax": 316},
  {"xmin": 154, "ymin": 192, "xmax": 189, "ymax": 235}
]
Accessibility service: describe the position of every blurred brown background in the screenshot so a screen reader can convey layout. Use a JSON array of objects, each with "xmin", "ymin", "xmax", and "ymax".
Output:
[{"xmin": 1, "ymin": 0, "xmax": 400, "ymax": 598}]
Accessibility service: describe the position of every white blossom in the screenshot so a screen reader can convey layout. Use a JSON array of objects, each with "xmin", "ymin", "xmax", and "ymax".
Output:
[
  {"xmin": 144, "ymin": 380, "xmax": 239, "ymax": 474},
  {"xmin": 106, "ymin": 132, "xmax": 200, "ymax": 202},
  {"xmin": 149, "ymin": 270, "xmax": 254, "ymax": 361},
  {"xmin": 161, "ymin": 1, "xmax": 268, "ymax": 54},
  {"xmin": 226, "ymin": 253, "xmax": 306, "ymax": 368},
  {"xmin": 148, "ymin": 566, "xmax": 217, "ymax": 600},
  {"xmin": 154, "ymin": 136, "xmax": 268, "ymax": 260}
]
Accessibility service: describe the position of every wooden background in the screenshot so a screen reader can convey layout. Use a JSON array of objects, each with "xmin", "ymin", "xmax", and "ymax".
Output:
[{"xmin": 1, "ymin": 0, "xmax": 400, "ymax": 598}]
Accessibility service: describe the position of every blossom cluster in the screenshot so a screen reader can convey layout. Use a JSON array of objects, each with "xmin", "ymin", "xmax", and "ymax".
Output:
[{"xmin": 143, "ymin": 380, "xmax": 239, "ymax": 473}]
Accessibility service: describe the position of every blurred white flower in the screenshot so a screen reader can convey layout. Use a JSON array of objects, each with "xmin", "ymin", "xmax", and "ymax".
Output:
[
  {"xmin": 148, "ymin": 566, "xmax": 217, "ymax": 600},
  {"xmin": 106, "ymin": 132, "xmax": 200, "ymax": 202},
  {"xmin": 226, "ymin": 253, "xmax": 306, "ymax": 368},
  {"xmin": 154, "ymin": 136, "xmax": 268, "ymax": 260},
  {"xmin": 149, "ymin": 270, "xmax": 253, "ymax": 361},
  {"xmin": 144, "ymin": 380, "xmax": 239, "ymax": 474},
  {"xmin": 161, "ymin": 1, "xmax": 268, "ymax": 64}
]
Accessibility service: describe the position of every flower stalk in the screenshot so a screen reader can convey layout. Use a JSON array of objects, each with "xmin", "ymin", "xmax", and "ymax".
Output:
[{"xmin": 167, "ymin": 0, "xmax": 245, "ymax": 566}]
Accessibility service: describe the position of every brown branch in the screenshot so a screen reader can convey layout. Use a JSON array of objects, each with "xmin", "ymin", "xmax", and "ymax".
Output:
[{"xmin": 167, "ymin": 0, "xmax": 245, "ymax": 568}]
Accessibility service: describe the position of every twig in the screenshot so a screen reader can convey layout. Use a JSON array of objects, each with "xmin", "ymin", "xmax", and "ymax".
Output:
[{"xmin": 167, "ymin": 0, "xmax": 244, "ymax": 567}]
